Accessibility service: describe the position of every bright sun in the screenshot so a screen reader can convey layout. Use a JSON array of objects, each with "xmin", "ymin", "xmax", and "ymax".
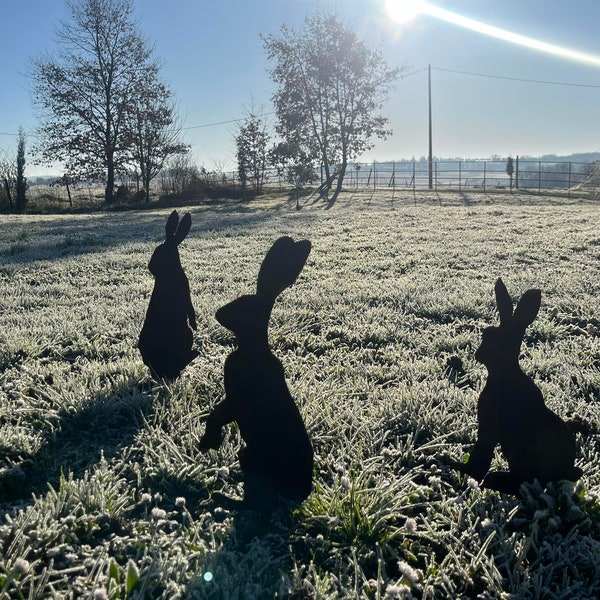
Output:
[
  {"xmin": 384, "ymin": 0, "xmax": 600, "ymax": 68},
  {"xmin": 385, "ymin": 0, "xmax": 428, "ymax": 24}
]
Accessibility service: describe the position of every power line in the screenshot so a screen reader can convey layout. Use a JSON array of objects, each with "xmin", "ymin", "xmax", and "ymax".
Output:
[
  {"xmin": 0, "ymin": 112, "xmax": 278, "ymax": 139},
  {"xmin": 401, "ymin": 67, "xmax": 429, "ymax": 79},
  {"xmin": 2, "ymin": 68, "xmax": 598, "ymax": 140},
  {"xmin": 181, "ymin": 111, "xmax": 276, "ymax": 131},
  {"xmin": 432, "ymin": 66, "xmax": 600, "ymax": 89},
  {"xmin": 177, "ymin": 67, "xmax": 600, "ymax": 135}
]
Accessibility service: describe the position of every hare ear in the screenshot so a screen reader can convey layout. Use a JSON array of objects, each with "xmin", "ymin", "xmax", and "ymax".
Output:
[
  {"xmin": 494, "ymin": 278, "xmax": 513, "ymax": 325},
  {"xmin": 256, "ymin": 236, "xmax": 311, "ymax": 297},
  {"xmin": 513, "ymin": 289, "xmax": 541, "ymax": 329},
  {"xmin": 165, "ymin": 210, "xmax": 180, "ymax": 239},
  {"xmin": 174, "ymin": 213, "xmax": 192, "ymax": 245}
]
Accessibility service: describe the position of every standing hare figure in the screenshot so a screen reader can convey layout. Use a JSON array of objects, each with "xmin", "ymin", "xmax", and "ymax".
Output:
[
  {"xmin": 138, "ymin": 210, "xmax": 198, "ymax": 380},
  {"xmin": 464, "ymin": 278, "xmax": 582, "ymax": 494},
  {"xmin": 199, "ymin": 236, "xmax": 314, "ymax": 510}
]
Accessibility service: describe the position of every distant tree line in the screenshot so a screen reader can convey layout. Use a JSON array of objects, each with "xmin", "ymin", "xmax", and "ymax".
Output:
[{"xmin": 16, "ymin": 1, "xmax": 598, "ymax": 211}]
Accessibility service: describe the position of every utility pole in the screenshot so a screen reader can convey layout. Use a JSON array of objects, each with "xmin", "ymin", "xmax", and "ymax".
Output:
[{"xmin": 428, "ymin": 64, "xmax": 433, "ymax": 189}]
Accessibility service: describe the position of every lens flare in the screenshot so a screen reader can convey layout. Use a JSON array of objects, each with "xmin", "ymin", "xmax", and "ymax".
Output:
[{"xmin": 386, "ymin": 0, "xmax": 600, "ymax": 68}]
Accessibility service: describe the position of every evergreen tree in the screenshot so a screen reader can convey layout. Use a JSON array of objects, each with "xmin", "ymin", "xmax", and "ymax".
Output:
[
  {"xmin": 506, "ymin": 156, "xmax": 514, "ymax": 190},
  {"xmin": 15, "ymin": 128, "xmax": 27, "ymax": 213}
]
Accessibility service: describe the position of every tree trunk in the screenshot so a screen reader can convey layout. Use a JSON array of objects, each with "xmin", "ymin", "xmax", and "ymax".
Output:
[
  {"xmin": 329, "ymin": 160, "xmax": 347, "ymax": 207},
  {"xmin": 322, "ymin": 161, "xmax": 331, "ymax": 191},
  {"xmin": 144, "ymin": 173, "xmax": 151, "ymax": 202},
  {"xmin": 105, "ymin": 150, "xmax": 115, "ymax": 203},
  {"xmin": 65, "ymin": 178, "xmax": 73, "ymax": 208},
  {"xmin": 3, "ymin": 178, "xmax": 13, "ymax": 209}
]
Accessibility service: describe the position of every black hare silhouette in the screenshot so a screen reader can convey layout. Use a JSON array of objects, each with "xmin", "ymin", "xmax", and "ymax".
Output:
[
  {"xmin": 138, "ymin": 210, "xmax": 198, "ymax": 380},
  {"xmin": 199, "ymin": 236, "xmax": 314, "ymax": 510},
  {"xmin": 463, "ymin": 278, "xmax": 582, "ymax": 494}
]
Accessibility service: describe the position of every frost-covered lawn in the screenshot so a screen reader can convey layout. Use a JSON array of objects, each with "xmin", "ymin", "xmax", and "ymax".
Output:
[{"xmin": 0, "ymin": 191, "xmax": 599, "ymax": 599}]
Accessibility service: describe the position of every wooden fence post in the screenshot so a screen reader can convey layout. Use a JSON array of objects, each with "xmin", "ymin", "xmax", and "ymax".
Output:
[
  {"xmin": 483, "ymin": 161, "xmax": 487, "ymax": 192},
  {"xmin": 373, "ymin": 161, "xmax": 376, "ymax": 190}
]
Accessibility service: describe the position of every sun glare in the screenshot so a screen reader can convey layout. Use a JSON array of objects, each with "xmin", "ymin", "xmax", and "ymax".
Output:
[
  {"xmin": 384, "ymin": 0, "xmax": 428, "ymax": 24},
  {"xmin": 386, "ymin": 0, "xmax": 600, "ymax": 68}
]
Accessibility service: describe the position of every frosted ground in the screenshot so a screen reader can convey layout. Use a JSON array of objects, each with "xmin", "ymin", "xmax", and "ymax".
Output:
[{"xmin": 0, "ymin": 190, "xmax": 599, "ymax": 598}]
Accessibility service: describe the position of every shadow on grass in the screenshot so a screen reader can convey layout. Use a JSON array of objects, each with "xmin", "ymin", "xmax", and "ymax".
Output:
[
  {"xmin": 0, "ymin": 378, "xmax": 155, "ymax": 503},
  {"xmin": 458, "ymin": 191, "xmax": 479, "ymax": 206},
  {"xmin": 184, "ymin": 504, "xmax": 299, "ymax": 599},
  {"xmin": 0, "ymin": 201, "xmax": 305, "ymax": 265}
]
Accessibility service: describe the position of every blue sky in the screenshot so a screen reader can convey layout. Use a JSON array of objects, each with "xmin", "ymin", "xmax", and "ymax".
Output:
[{"xmin": 1, "ymin": 0, "xmax": 600, "ymax": 176}]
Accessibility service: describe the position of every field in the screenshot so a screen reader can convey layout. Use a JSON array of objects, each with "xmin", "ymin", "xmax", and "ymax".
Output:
[{"xmin": 0, "ymin": 191, "xmax": 599, "ymax": 599}]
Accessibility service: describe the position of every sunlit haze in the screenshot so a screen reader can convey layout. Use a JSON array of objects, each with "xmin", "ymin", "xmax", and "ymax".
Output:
[{"xmin": 2, "ymin": 0, "xmax": 600, "ymax": 176}]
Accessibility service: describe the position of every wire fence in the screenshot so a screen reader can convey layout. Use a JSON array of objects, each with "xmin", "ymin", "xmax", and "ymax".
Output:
[
  {"xmin": 188, "ymin": 159, "xmax": 598, "ymax": 195},
  {"xmin": 341, "ymin": 159, "xmax": 595, "ymax": 194}
]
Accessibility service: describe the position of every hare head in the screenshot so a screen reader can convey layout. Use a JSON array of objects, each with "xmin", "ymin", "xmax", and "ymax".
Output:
[
  {"xmin": 148, "ymin": 210, "xmax": 191, "ymax": 277},
  {"xmin": 215, "ymin": 294, "xmax": 273, "ymax": 344},
  {"xmin": 475, "ymin": 278, "xmax": 541, "ymax": 371}
]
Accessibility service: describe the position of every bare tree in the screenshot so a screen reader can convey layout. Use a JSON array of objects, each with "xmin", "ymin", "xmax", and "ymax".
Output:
[
  {"xmin": 159, "ymin": 153, "xmax": 200, "ymax": 198},
  {"xmin": 0, "ymin": 150, "xmax": 16, "ymax": 210},
  {"xmin": 127, "ymin": 82, "xmax": 189, "ymax": 202},
  {"xmin": 262, "ymin": 12, "xmax": 400, "ymax": 205},
  {"xmin": 30, "ymin": 0, "xmax": 179, "ymax": 204}
]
